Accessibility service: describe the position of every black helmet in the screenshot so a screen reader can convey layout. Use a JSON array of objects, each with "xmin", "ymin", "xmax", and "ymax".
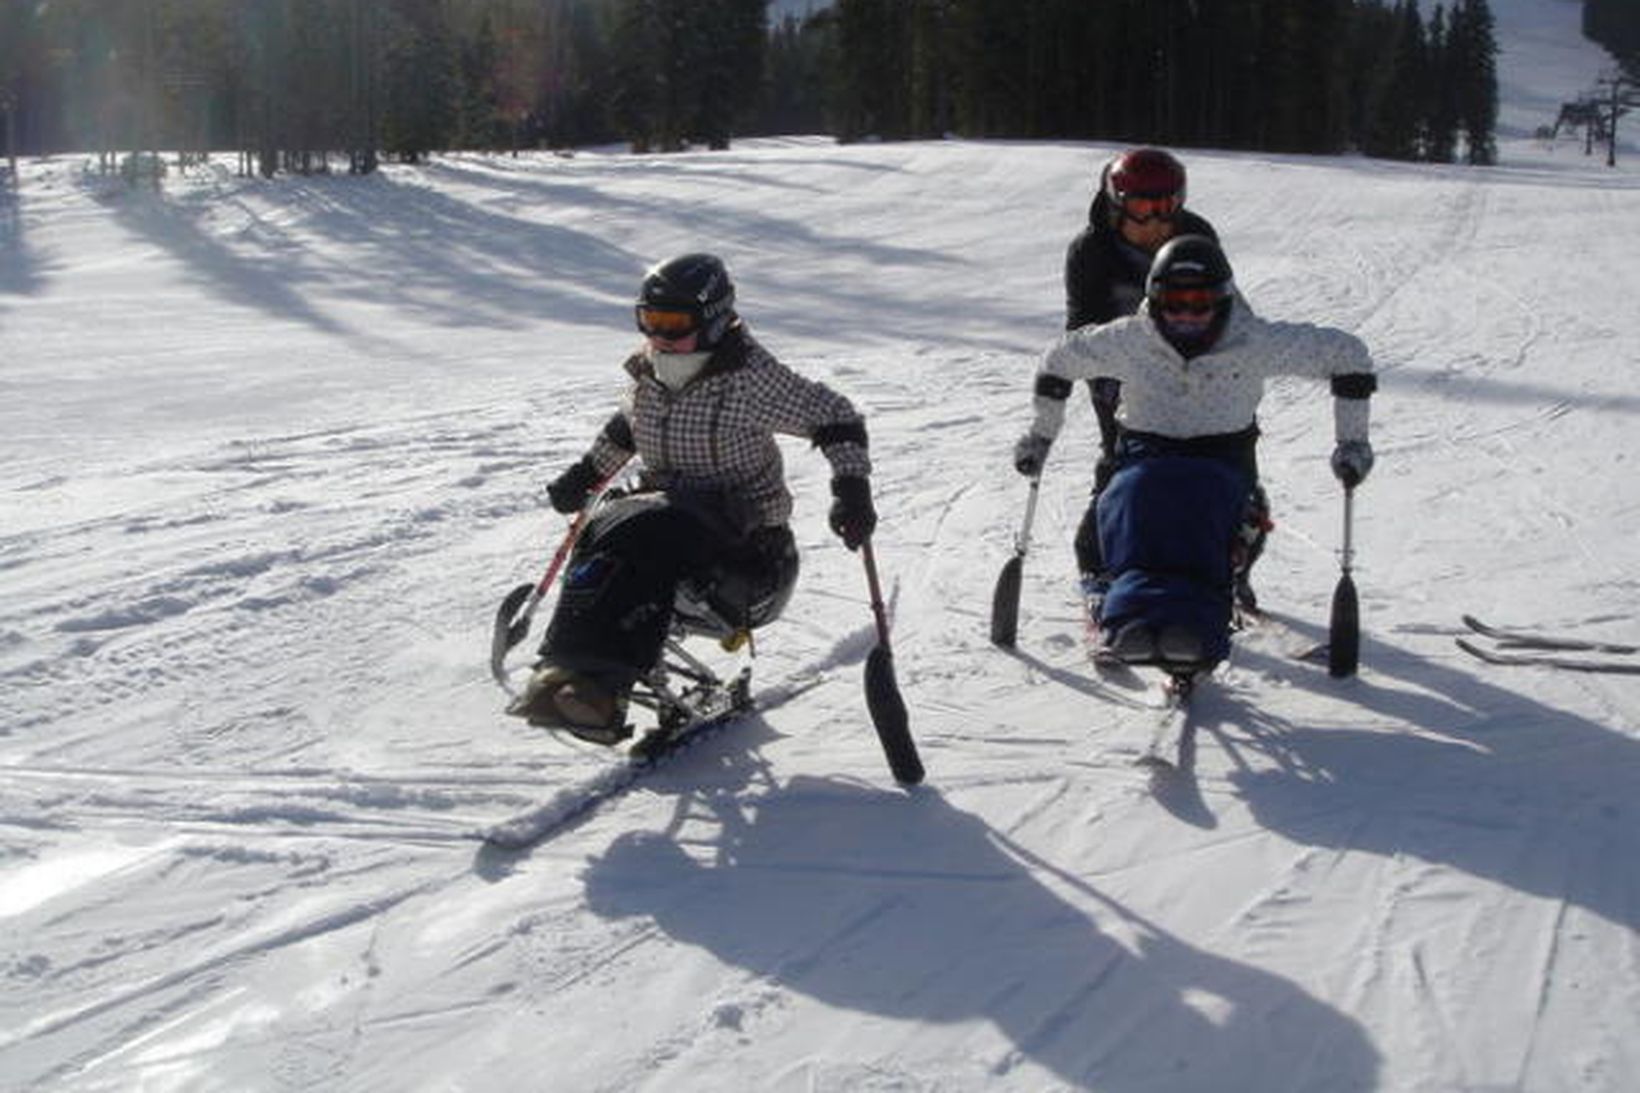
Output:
[
  {"xmin": 1145, "ymin": 235, "xmax": 1235, "ymax": 356},
  {"xmin": 635, "ymin": 253, "xmax": 737, "ymax": 347}
]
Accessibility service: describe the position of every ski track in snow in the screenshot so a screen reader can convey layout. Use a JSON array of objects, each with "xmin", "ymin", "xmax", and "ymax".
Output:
[{"xmin": 6, "ymin": 29, "xmax": 1640, "ymax": 1089}]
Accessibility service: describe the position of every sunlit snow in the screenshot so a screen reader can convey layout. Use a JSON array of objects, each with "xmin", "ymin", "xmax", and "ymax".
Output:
[{"xmin": 3, "ymin": 1, "xmax": 1637, "ymax": 1090}]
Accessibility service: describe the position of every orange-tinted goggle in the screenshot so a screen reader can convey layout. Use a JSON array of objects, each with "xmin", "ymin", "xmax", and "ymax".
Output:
[
  {"xmin": 1119, "ymin": 192, "xmax": 1183, "ymax": 223},
  {"xmin": 1155, "ymin": 287, "xmax": 1219, "ymax": 316},
  {"xmin": 635, "ymin": 305, "xmax": 700, "ymax": 338}
]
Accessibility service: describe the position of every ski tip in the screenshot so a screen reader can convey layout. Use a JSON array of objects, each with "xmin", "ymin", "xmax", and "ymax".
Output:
[{"xmin": 1455, "ymin": 637, "xmax": 1494, "ymax": 660}]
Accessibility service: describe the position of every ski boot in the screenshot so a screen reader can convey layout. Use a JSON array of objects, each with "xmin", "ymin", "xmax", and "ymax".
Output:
[{"xmin": 507, "ymin": 663, "xmax": 633, "ymax": 746}]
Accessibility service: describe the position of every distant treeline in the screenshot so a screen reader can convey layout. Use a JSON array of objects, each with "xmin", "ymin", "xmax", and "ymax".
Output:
[
  {"xmin": 0, "ymin": 0, "xmax": 1502, "ymax": 173},
  {"xmin": 815, "ymin": 0, "xmax": 1499, "ymax": 164}
]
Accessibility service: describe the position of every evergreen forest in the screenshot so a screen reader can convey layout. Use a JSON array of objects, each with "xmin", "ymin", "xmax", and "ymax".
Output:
[
  {"xmin": 1584, "ymin": 0, "xmax": 1639, "ymax": 77},
  {"xmin": 0, "ymin": 0, "xmax": 1515, "ymax": 174}
]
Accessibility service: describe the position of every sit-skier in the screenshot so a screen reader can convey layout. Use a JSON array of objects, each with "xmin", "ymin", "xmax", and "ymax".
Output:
[
  {"xmin": 508, "ymin": 253, "xmax": 878, "ymax": 742},
  {"xmin": 1014, "ymin": 235, "xmax": 1377, "ymax": 667},
  {"xmin": 1060, "ymin": 146, "xmax": 1275, "ymax": 610}
]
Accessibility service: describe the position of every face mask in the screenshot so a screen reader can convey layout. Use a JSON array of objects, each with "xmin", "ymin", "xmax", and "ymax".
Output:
[
  {"xmin": 1161, "ymin": 313, "xmax": 1213, "ymax": 340},
  {"xmin": 647, "ymin": 346, "xmax": 713, "ymax": 390}
]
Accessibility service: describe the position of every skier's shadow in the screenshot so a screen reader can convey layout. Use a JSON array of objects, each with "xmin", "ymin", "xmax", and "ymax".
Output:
[
  {"xmin": 1214, "ymin": 626, "xmax": 1640, "ymax": 935},
  {"xmin": 581, "ymin": 776, "xmax": 1379, "ymax": 1091}
]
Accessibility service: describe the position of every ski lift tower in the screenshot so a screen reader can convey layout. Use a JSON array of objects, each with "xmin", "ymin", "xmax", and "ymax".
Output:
[{"xmin": 1596, "ymin": 69, "xmax": 1637, "ymax": 167}]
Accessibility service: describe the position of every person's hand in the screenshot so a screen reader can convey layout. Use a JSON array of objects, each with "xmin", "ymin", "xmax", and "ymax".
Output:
[
  {"xmin": 1331, "ymin": 440, "xmax": 1374, "ymax": 488},
  {"xmin": 1014, "ymin": 433, "xmax": 1051, "ymax": 478},
  {"xmin": 829, "ymin": 476, "xmax": 877, "ymax": 550},
  {"xmin": 546, "ymin": 458, "xmax": 599, "ymax": 513}
]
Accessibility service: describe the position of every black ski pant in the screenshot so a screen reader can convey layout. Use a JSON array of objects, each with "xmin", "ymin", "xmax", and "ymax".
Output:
[{"xmin": 539, "ymin": 493, "xmax": 796, "ymax": 684}]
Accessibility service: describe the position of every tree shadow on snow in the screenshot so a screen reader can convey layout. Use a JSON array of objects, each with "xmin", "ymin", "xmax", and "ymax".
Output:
[
  {"xmin": 581, "ymin": 775, "xmax": 1380, "ymax": 1092},
  {"xmin": 102, "ymin": 170, "xmax": 638, "ymax": 345},
  {"xmin": 0, "ymin": 185, "xmax": 44, "ymax": 299},
  {"xmin": 1207, "ymin": 619, "xmax": 1640, "ymax": 936},
  {"xmin": 419, "ymin": 155, "xmax": 1023, "ymax": 354}
]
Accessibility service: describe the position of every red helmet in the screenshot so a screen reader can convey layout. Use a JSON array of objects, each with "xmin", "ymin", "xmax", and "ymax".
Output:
[{"xmin": 1103, "ymin": 147, "xmax": 1187, "ymax": 225}]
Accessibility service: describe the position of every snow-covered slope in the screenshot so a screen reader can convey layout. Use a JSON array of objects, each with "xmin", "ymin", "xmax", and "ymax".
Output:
[{"xmin": 3, "ymin": 11, "xmax": 1639, "ymax": 1093}]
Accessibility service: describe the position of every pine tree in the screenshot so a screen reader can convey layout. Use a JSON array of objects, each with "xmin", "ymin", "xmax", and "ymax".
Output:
[
  {"xmin": 380, "ymin": 0, "xmax": 457, "ymax": 163},
  {"xmin": 830, "ymin": 0, "xmax": 908, "ymax": 142},
  {"xmin": 537, "ymin": 0, "xmax": 618, "ymax": 150},
  {"xmin": 607, "ymin": 0, "xmax": 660, "ymax": 151},
  {"xmin": 1362, "ymin": 1, "xmax": 1427, "ymax": 161},
  {"xmin": 345, "ymin": 0, "xmax": 382, "ymax": 173},
  {"xmin": 285, "ymin": 0, "xmax": 353, "ymax": 172},
  {"xmin": 607, "ymin": 0, "xmax": 763, "ymax": 152},
  {"xmin": 456, "ymin": 11, "xmax": 503, "ymax": 150},
  {"xmin": 1451, "ymin": 0, "xmax": 1498, "ymax": 165},
  {"xmin": 689, "ymin": 0, "xmax": 766, "ymax": 150},
  {"xmin": 1584, "ymin": 0, "xmax": 1640, "ymax": 72},
  {"xmin": 906, "ymin": 0, "xmax": 953, "ymax": 139},
  {"xmin": 1425, "ymin": 4, "xmax": 1459, "ymax": 162},
  {"xmin": 756, "ymin": 15, "xmax": 829, "ymax": 137}
]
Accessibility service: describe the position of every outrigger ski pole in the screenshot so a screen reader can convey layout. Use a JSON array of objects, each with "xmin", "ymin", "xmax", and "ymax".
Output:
[
  {"xmin": 490, "ymin": 463, "xmax": 630, "ymax": 685},
  {"xmin": 989, "ymin": 475, "xmax": 1041, "ymax": 649},
  {"xmin": 860, "ymin": 538, "xmax": 925, "ymax": 785},
  {"xmin": 1328, "ymin": 485, "xmax": 1360, "ymax": 678}
]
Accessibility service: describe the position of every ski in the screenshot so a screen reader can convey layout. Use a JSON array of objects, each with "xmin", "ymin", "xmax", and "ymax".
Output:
[
  {"xmin": 479, "ymin": 701, "xmax": 747, "ymax": 850},
  {"xmin": 479, "ymin": 668, "xmax": 827, "ymax": 851},
  {"xmin": 1455, "ymin": 638, "xmax": 1640, "ymax": 676},
  {"xmin": 1135, "ymin": 672, "xmax": 1200, "ymax": 773},
  {"xmin": 1461, "ymin": 615, "xmax": 1638, "ymax": 655}
]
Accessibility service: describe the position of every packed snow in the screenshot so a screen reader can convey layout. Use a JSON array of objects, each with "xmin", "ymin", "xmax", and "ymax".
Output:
[{"xmin": 3, "ymin": 2, "xmax": 1638, "ymax": 1090}]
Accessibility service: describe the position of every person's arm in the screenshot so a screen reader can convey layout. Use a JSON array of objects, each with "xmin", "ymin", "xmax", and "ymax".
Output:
[
  {"xmin": 1065, "ymin": 231, "xmax": 1122, "ymax": 330},
  {"xmin": 746, "ymin": 350, "xmax": 871, "ymax": 481},
  {"xmin": 743, "ymin": 346, "xmax": 877, "ymax": 548},
  {"xmin": 1065, "ymin": 234, "xmax": 1096, "ymax": 330},
  {"xmin": 1330, "ymin": 368, "xmax": 1376, "ymax": 486},
  {"xmin": 1015, "ymin": 324, "xmax": 1133, "ymax": 475},
  {"xmin": 1264, "ymin": 321, "xmax": 1377, "ymax": 484},
  {"xmin": 545, "ymin": 411, "xmax": 635, "ymax": 512}
]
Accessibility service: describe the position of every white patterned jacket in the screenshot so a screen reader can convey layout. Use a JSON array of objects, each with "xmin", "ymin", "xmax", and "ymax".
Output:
[
  {"xmin": 581, "ymin": 325, "xmax": 870, "ymax": 534},
  {"xmin": 1027, "ymin": 295, "xmax": 1376, "ymax": 453}
]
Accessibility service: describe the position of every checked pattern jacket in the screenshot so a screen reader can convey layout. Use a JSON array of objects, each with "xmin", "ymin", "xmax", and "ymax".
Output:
[{"xmin": 581, "ymin": 325, "xmax": 870, "ymax": 534}]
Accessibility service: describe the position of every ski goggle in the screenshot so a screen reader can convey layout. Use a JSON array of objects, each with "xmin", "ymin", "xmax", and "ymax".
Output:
[
  {"xmin": 635, "ymin": 305, "xmax": 700, "ymax": 338},
  {"xmin": 1118, "ymin": 192, "xmax": 1183, "ymax": 224},
  {"xmin": 1155, "ymin": 287, "xmax": 1219, "ymax": 316}
]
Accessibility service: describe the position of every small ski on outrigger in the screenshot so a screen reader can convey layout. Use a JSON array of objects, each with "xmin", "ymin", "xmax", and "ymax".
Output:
[{"xmin": 1456, "ymin": 615, "xmax": 1640, "ymax": 675}]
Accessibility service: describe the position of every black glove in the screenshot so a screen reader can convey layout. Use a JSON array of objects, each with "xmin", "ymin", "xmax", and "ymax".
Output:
[
  {"xmin": 829, "ymin": 476, "xmax": 877, "ymax": 551},
  {"xmin": 1014, "ymin": 433, "xmax": 1051, "ymax": 478},
  {"xmin": 546, "ymin": 458, "xmax": 600, "ymax": 514},
  {"xmin": 1330, "ymin": 440, "xmax": 1375, "ymax": 489}
]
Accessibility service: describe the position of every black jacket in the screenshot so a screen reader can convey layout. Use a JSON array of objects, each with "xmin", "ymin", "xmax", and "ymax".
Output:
[{"xmin": 1064, "ymin": 191, "xmax": 1219, "ymax": 331}]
